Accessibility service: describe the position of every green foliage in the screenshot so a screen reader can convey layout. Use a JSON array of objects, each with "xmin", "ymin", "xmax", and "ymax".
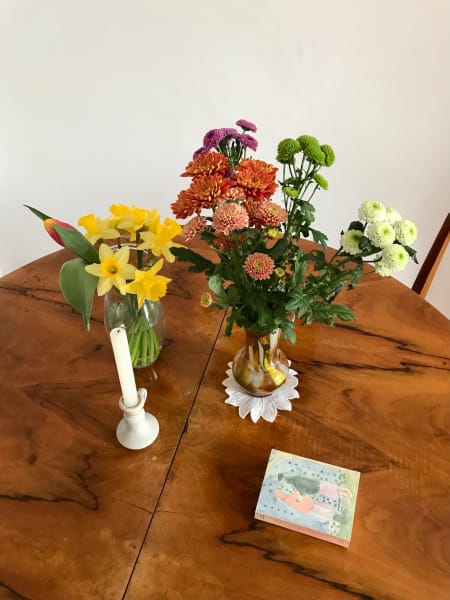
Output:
[
  {"xmin": 53, "ymin": 224, "xmax": 99, "ymax": 264},
  {"xmin": 59, "ymin": 258, "xmax": 98, "ymax": 330},
  {"xmin": 171, "ymin": 246, "xmax": 216, "ymax": 275},
  {"xmin": 24, "ymin": 204, "xmax": 51, "ymax": 221}
]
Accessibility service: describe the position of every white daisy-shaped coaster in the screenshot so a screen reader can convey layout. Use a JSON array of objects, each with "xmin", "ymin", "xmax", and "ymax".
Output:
[{"xmin": 222, "ymin": 362, "xmax": 299, "ymax": 423}]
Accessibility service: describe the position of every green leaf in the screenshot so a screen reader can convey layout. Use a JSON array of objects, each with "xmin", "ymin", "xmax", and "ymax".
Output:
[
  {"xmin": 358, "ymin": 235, "xmax": 378, "ymax": 255},
  {"xmin": 310, "ymin": 228, "xmax": 328, "ymax": 249},
  {"xmin": 171, "ymin": 246, "xmax": 216, "ymax": 274},
  {"xmin": 208, "ymin": 274, "xmax": 223, "ymax": 296},
  {"xmin": 348, "ymin": 220, "xmax": 365, "ymax": 232},
  {"xmin": 267, "ymin": 237, "xmax": 288, "ymax": 261},
  {"xmin": 311, "ymin": 302, "xmax": 335, "ymax": 326},
  {"xmin": 24, "ymin": 204, "xmax": 51, "ymax": 221},
  {"xmin": 53, "ymin": 224, "xmax": 99, "ymax": 263},
  {"xmin": 332, "ymin": 304, "xmax": 356, "ymax": 322},
  {"xmin": 404, "ymin": 245, "xmax": 419, "ymax": 264},
  {"xmin": 286, "ymin": 290, "xmax": 311, "ymax": 317},
  {"xmin": 59, "ymin": 258, "xmax": 98, "ymax": 330},
  {"xmin": 349, "ymin": 259, "xmax": 363, "ymax": 288},
  {"xmin": 292, "ymin": 252, "xmax": 306, "ymax": 288}
]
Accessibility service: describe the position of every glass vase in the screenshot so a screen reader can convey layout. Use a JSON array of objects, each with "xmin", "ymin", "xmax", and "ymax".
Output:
[
  {"xmin": 104, "ymin": 287, "xmax": 165, "ymax": 369},
  {"xmin": 232, "ymin": 328, "xmax": 289, "ymax": 396}
]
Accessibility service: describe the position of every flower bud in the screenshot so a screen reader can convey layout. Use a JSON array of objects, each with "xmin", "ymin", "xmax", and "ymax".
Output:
[
  {"xmin": 266, "ymin": 227, "xmax": 281, "ymax": 239},
  {"xmin": 200, "ymin": 292, "xmax": 213, "ymax": 308},
  {"xmin": 44, "ymin": 218, "xmax": 77, "ymax": 246}
]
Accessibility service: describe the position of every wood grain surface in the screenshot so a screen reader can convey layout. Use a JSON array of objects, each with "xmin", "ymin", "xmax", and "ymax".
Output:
[{"xmin": 0, "ymin": 247, "xmax": 448, "ymax": 600}]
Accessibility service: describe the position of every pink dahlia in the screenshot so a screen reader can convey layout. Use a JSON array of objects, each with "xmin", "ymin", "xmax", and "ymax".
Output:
[
  {"xmin": 182, "ymin": 215, "xmax": 208, "ymax": 241},
  {"xmin": 212, "ymin": 202, "xmax": 249, "ymax": 235},
  {"xmin": 243, "ymin": 252, "xmax": 275, "ymax": 280}
]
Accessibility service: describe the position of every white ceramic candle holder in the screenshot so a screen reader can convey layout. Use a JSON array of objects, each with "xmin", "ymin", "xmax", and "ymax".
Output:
[{"xmin": 116, "ymin": 387, "xmax": 159, "ymax": 450}]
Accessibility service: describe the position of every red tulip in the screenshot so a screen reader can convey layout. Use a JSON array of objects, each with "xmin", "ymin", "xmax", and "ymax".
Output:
[{"xmin": 44, "ymin": 218, "xmax": 77, "ymax": 246}]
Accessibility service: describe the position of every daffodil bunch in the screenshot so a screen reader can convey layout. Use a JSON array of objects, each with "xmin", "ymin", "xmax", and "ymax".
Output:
[{"xmin": 26, "ymin": 204, "xmax": 182, "ymax": 329}]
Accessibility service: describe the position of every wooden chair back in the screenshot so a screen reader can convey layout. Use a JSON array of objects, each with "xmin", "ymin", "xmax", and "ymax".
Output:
[{"xmin": 412, "ymin": 213, "xmax": 449, "ymax": 297}]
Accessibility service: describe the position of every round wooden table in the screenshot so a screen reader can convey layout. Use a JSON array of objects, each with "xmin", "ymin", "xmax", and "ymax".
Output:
[{"xmin": 0, "ymin": 246, "xmax": 448, "ymax": 600}]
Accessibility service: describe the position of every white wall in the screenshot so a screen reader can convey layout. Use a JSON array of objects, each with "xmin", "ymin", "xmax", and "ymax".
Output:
[{"xmin": 1, "ymin": 0, "xmax": 449, "ymax": 316}]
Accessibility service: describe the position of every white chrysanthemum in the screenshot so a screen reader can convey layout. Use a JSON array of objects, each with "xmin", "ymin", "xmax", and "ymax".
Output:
[
  {"xmin": 381, "ymin": 243, "xmax": 409, "ymax": 272},
  {"xmin": 358, "ymin": 200, "xmax": 386, "ymax": 223},
  {"xmin": 385, "ymin": 207, "xmax": 402, "ymax": 224},
  {"xmin": 394, "ymin": 220, "xmax": 418, "ymax": 246},
  {"xmin": 367, "ymin": 221, "xmax": 396, "ymax": 248},
  {"xmin": 374, "ymin": 261, "xmax": 393, "ymax": 277},
  {"xmin": 340, "ymin": 229, "xmax": 363, "ymax": 255}
]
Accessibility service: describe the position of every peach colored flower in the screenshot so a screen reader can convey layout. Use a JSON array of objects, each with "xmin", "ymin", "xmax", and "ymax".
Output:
[
  {"xmin": 182, "ymin": 216, "xmax": 208, "ymax": 241},
  {"xmin": 236, "ymin": 158, "xmax": 278, "ymax": 202},
  {"xmin": 255, "ymin": 201, "xmax": 288, "ymax": 227},
  {"xmin": 182, "ymin": 153, "xmax": 228, "ymax": 178},
  {"xmin": 212, "ymin": 202, "xmax": 249, "ymax": 235},
  {"xmin": 243, "ymin": 252, "xmax": 275, "ymax": 280},
  {"xmin": 223, "ymin": 186, "xmax": 247, "ymax": 201}
]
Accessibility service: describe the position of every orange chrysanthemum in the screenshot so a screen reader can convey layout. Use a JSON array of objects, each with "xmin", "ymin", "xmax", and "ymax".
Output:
[
  {"xmin": 187, "ymin": 175, "xmax": 233, "ymax": 211},
  {"xmin": 171, "ymin": 189, "xmax": 196, "ymax": 219},
  {"xmin": 182, "ymin": 153, "xmax": 228, "ymax": 178},
  {"xmin": 235, "ymin": 158, "xmax": 278, "ymax": 202}
]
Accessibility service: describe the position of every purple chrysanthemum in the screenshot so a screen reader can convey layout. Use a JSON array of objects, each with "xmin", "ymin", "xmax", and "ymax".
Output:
[
  {"xmin": 236, "ymin": 119, "xmax": 257, "ymax": 132},
  {"xmin": 193, "ymin": 146, "xmax": 207, "ymax": 159},
  {"xmin": 238, "ymin": 133, "xmax": 258, "ymax": 152},
  {"xmin": 202, "ymin": 127, "xmax": 238, "ymax": 151}
]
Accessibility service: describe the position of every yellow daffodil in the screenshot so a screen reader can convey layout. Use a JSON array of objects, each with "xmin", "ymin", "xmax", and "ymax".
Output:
[
  {"xmin": 78, "ymin": 213, "xmax": 120, "ymax": 244},
  {"xmin": 137, "ymin": 218, "xmax": 184, "ymax": 262},
  {"xmin": 109, "ymin": 203, "xmax": 130, "ymax": 227},
  {"xmin": 85, "ymin": 243, "xmax": 136, "ymax": 296},
  {"xmin": 112, "ymin": 205, "xmax": 159, "ymax": 241},
  {"xmin": 125, "ymin": 259, "xmax": 171, "ymax": 308}
]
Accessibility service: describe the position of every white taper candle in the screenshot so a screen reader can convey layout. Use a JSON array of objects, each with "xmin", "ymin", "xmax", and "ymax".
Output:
[{"xmin": 110, "ymin": 327, "xmax": 138, "ymax": 408}]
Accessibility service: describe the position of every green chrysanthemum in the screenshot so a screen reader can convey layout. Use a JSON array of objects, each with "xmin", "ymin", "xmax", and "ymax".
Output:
[
  {"xmin": 340, "ymin": 229, "xmax": 363, "ymax": 255},
  {"xmin": 358, "ymin": 200, "xmax": 386, "ymax": 223},
  {"xmin": 381, "ymin": 243, "xmax": 409, "ymax": 271},
  {"xmin": 367, "ymin": 221, "xmax": 396, "ymax": 248},
  {"xmin": 276, "ymin": 138, "xmax": 301, "ymax": 163},
  {"xmin": 297, "ymin": 135, "xmax": 325, "ymax": 165},
  {"xmin": 283, "ymin": 187, "xmax": 299, "ymax": 198},
  {"xmin": 313, "ymin": 173, "xmax": 329, "ymax": 190},
  {"xmin": 394, "ymin": 219, "xmax": 418, "ymax": 246},
  {"xmin": 321, "ymin": 144, "xmax": 335, "ymax": 167}
]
